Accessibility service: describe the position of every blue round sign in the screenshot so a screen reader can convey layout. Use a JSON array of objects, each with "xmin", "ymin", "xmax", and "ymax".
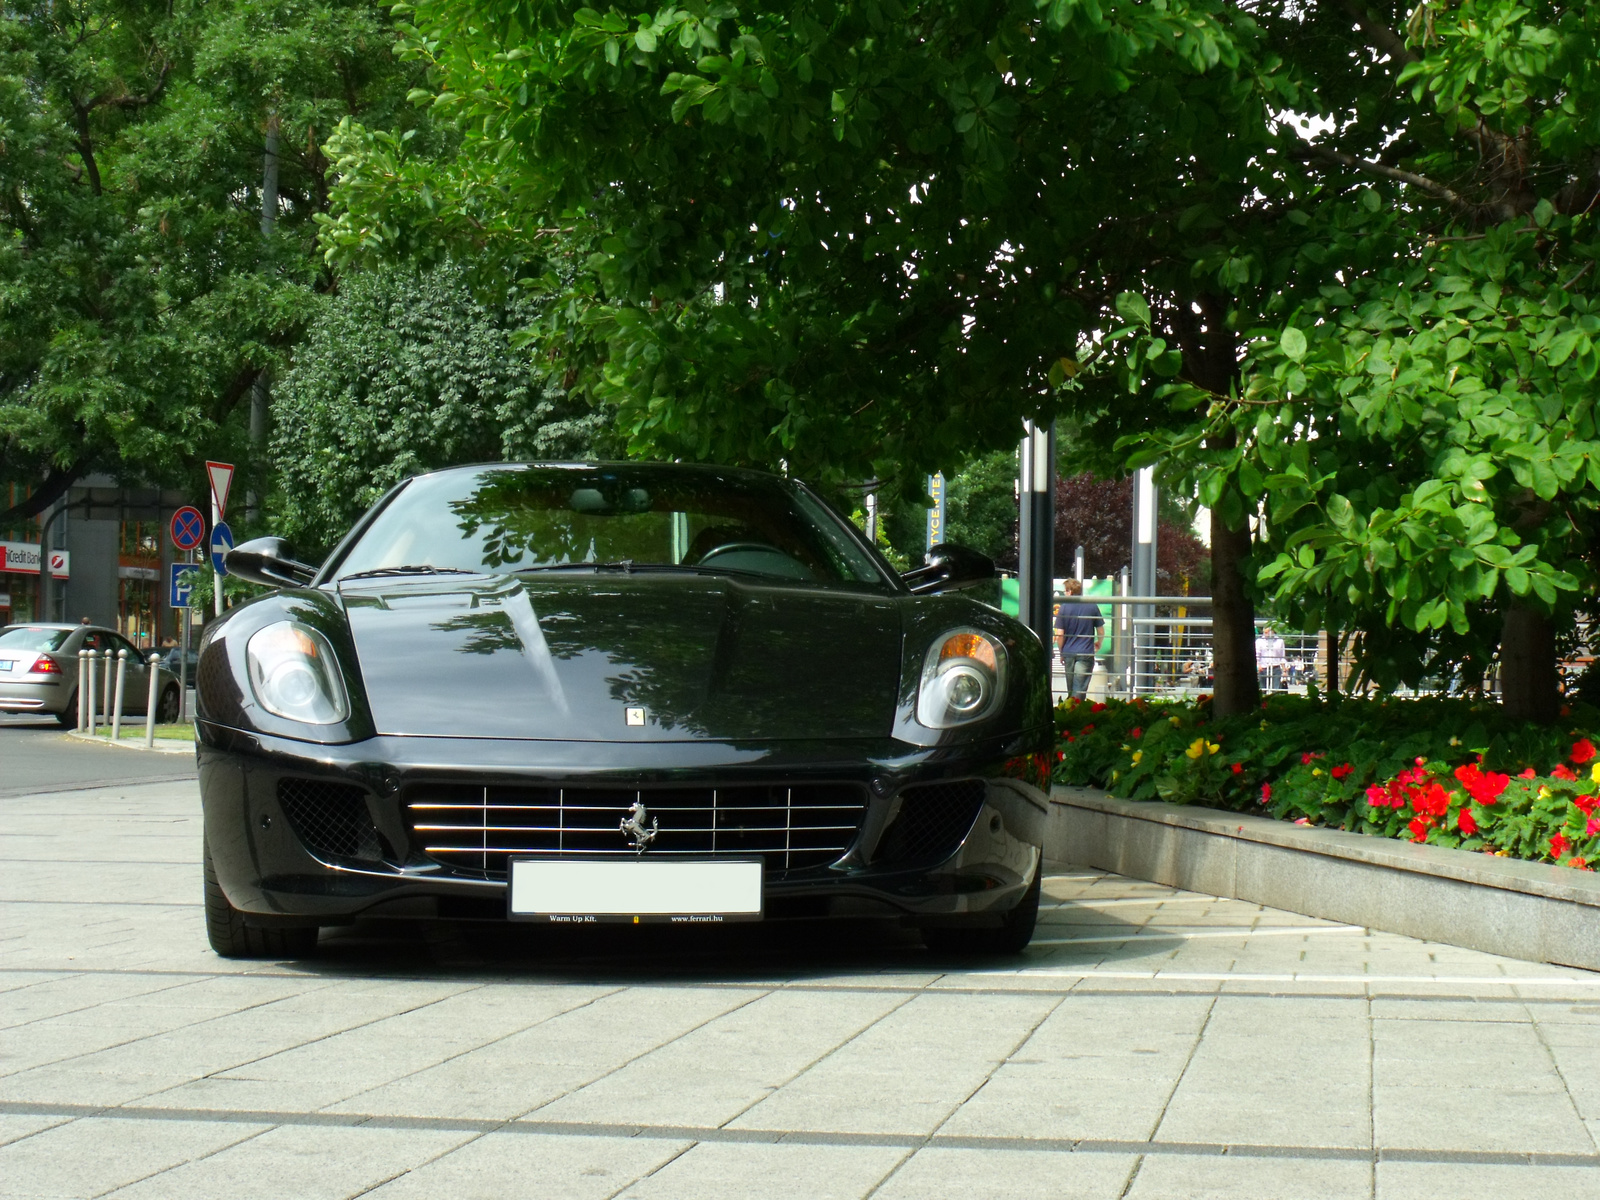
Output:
[
  {"xmin": 171, "ymin": 506, "xmax": 205, "ymax": 551},
  {"xmin": 210, "ymin": 521, "xmax": 234, "ymax": 575}
]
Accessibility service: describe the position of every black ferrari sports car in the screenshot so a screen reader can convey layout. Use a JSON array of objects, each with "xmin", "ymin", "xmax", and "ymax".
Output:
[{"xmin": 199, "ymin": 462, "xmax": 1053, "ymax": 958}]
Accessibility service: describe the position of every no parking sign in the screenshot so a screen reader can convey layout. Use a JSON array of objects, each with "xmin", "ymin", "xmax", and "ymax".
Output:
[{"xmin": 171, "ymin": 507, "xmax": 205, "ymax": 551}]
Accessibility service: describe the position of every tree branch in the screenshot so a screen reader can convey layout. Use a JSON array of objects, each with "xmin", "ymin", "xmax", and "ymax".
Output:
[
  {"xmin": 1293, "ymin": 142, "xmax": 1470, "ymax": 209},
  {"xmin": 1339, "ymin": 0, "xmax": 1417, "ymax": 65},
  {"xmin": 0, "ymin": 460, "xmax": 88, "ymax": 527}
]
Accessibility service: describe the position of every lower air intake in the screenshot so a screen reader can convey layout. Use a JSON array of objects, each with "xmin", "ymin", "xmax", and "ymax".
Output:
[
  {"xmin": 277, "ymin": 777, "xmax": 383, "ymax": 862},
  {"xmin": 875, "ymin": 780, "xmax": 987, "ymax": 868}
]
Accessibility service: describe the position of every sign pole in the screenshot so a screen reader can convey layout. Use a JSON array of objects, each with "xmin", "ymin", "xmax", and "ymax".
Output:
[{"xmin": 180, "ymin": 551, "xmax": 191, "ymax": 723}]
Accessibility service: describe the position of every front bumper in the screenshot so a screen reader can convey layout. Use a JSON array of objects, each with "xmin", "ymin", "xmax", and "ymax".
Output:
[{"xmin": 198, "ymin": 723, "xmax": 1051, "ymax": 928}]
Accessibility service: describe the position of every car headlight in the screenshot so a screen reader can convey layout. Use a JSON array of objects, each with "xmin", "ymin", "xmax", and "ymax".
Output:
[
  {"xmin": 917, "ymin": 629, "xmax": 1006, "ymax": 728},
  {"xmin": 246, "ymin": 621, "xmax": 349, "ymax": 725}
]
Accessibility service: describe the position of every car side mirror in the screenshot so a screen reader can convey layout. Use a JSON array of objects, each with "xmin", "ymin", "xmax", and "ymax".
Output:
[
  {"xmin": 901, "ymin": 543, "xmax": 997, "ymax": 595},
  {"xmin": 225, "ymin": 537, "xmax": 317, "ymax": 589}
]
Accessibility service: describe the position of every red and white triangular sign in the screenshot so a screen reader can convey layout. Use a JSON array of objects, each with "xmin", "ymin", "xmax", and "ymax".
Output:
[{"xmin": 205, "ymin": 461, "xmax": 235, "ymax": 519}]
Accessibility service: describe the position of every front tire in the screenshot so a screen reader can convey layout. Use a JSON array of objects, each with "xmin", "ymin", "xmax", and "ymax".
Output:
[
  {"xmin": 922, "ymin": 868, "xmax": 1042, "ymax": 956},
  {"xmin": 204, "ymin": 841, "xmax": 318, "ymax": 959}
]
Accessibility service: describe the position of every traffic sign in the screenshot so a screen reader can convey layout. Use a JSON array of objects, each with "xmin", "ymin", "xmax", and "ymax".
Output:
[
  {"xmin": 210, "ymin": 521, "xmax": 234, "ymax": 575},
  {"xmin": 171, "ymin": 507, "xmax": 205, "ymax": 551},
  {"xmin": 170, "ymin": 563, "xmax": 200, "ymax": 609},
  {"xmin": 206, "ymin": 461, "xmax": 235, "ymax": 520}
]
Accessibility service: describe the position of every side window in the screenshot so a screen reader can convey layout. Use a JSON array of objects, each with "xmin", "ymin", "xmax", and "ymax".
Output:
[
  {"xmin": 81, "ymin": 632, "xmax": 105, "ymax": 653},
  {"xmin": 112, "ymin": 635, "xmax": 142, "ymax": 661}
]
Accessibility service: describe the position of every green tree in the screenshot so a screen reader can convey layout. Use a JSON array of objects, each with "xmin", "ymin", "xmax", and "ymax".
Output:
[
  {"xmin": 944, "ymin": 450, "xmax": 1018, "ymax": 567},
  {"xmin": 271, "ymin": 261, "xmax": 607, "ymax": 555},
  {"xmin": 0, "ymin": 0, "xmax": 427, "ymax": 523},
  {"xmin": 1119, "ymin": 0, "xmax": 1600, "ymax": 720}
]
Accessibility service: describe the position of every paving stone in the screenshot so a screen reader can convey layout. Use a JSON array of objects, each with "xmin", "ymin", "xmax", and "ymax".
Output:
[
  {"xmin": 0, "ymin": 1115, "xmax": 269, "ymax": 1199},
  {"xmin": 360, "ymin": 1131, "xmax": 692, "ymax": 1200},
  {"xmin": 873, "ymin": 1147, "xmax": 1139, "ymax": 1199},
  {"xmin": 613, "ymin": 1140, "xmax": 907, "ymax": 1199}
]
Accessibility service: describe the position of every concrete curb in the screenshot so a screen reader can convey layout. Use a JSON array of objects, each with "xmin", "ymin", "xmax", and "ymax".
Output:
[
  {"xmin": 1048, "ymin": 785, "xmax": 1600, "ymax": 973},
  {"xmin": 65, "ymin": 729, "xmax": 195, "ymax": 756}
]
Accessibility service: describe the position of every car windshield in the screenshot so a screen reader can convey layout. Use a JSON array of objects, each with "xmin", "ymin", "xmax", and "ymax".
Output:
[
  {"xmin": 0, "ymin": 627, "xmax": 70, "ymax": 651},
  {"xmin": 331, "ymin": 465, "xmax": 892, "ymax": 590}
]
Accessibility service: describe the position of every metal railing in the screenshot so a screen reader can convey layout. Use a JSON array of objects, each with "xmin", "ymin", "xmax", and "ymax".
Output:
[{"xmin": 1051, "ymin": 593, "xmax": 1327, "ymax": 702}]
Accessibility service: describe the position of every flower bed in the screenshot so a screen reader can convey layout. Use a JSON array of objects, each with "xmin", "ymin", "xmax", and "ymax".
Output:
[{"xmin": 1054, "ymin": 695, "xmax": 1600, "ymax": 870}]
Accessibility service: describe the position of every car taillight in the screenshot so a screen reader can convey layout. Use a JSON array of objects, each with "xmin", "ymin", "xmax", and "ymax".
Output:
[{"xmin": 29, "ymin": 655, "xmax": 61, "ymax": 675}]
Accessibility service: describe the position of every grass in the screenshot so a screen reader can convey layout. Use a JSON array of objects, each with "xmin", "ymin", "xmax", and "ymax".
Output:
[{"xmin": 83, "ymin": 722, "xmax": 194, "ymax": 742}]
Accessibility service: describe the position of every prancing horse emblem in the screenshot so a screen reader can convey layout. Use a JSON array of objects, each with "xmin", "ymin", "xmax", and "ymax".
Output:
[{"xmin": 620, "ymin": 800, "xmax": 658, "ymax": 854}]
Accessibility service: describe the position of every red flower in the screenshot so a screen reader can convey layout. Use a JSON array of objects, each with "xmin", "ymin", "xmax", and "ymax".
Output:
[
  {"xmin": 1331, "ymin": 763, "xmax": 1353, "ymax": 781},
  {"xmin": 1587, "ymin": 817, "xmax": 1600, "ymax": 837},
  {"xmin": 1454, "ymin": 763, "xmax": 1510, "ymax": 805},
  {"xmin": 1572, "ymin": 857, "xmax": 1592, "ymax": 871},
  {"xmin": 1572, "ymin": 739, "xmax": 1597, "ymax": 765},
  {"xmin": 1575, "ymin": 795, "xmax": 1598, "ymax": 816},
  {"xmin": 1231, "ymin": 763, "xmax": 1243, "ymax": 775},
  {"xmin": 1407, "ymin": 817, "xmax": 1429, "ymax": 842},
  {"xmin": 1458, "ymin": 807, "xmax": 1478, "ymax": 836},
  {"xmin": 1552, "ymin": 764, "xmax": 1579, "ymax": 782},
  {"xmin": 1091, "ymin": 702, "xmax": 1106, "ymax": 713},
  {"xmin": 1416, "ymin": 757, "xmax": 1427, "ymax": 766},
  {"xmin": 1056, "ymin": 750, "xmax": 1066, "ymax": 760},
  {"xmin": 1520, "ymin": 768, "xmax": 1538, "ymax": 779},
  {"xmin": 1131, "ymin": 727, "xmax": 1142, "ymax": 738},
  {"xmin": 1260, "ymin": 783, "xmax": 1272, "ymax": 804},
  {"xmin": 1365, "ymin": 784, "xmax": 1387, "ymax": 806},
  {"xmin": 1081, "ymin": 724, "xmax": 1095, "ymax": 734},
  {"xmin": 1551, "ymin": 833, "xmax": 1572, "ymax": 859},
  {"xmin": 1300, "ymin": 752, "xmax": 1324, "ymax": 766},
  {"xmin": 1414, "ymin": 782, "xmax": 1451, "ymax": 818}
]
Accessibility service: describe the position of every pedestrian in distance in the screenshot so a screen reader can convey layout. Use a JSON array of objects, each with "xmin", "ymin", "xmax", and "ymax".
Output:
[
  {"xmin": 1054, "ymin": 579, "xmax": 1103, "ymax": 701},
  {"xmin": 1256, "ymin": 624, "xmax": 1287, "ymax": 693}
]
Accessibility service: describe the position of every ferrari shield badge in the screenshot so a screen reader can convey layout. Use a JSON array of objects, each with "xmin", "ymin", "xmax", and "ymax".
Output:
[{"xmin": 625, "ymin": 706, "xmax": 646, "ymax": 726}]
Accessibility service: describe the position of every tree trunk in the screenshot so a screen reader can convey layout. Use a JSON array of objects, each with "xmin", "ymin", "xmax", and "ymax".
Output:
[
  {"xmin": 1209, "ymin": 504, "xmax": 1259, "ymax": 717},
  {"xmin": 1499, "ymin": 604, "xmax": 1559, "ymax": 724}
]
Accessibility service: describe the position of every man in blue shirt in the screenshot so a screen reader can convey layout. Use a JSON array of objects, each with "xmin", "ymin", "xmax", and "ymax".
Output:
[{"xmin": 1053, "ymin": 580, "xmax": 1103, "ymax": 701}]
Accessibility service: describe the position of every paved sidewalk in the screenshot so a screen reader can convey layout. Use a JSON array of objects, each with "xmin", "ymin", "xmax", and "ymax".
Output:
[{"xmin": 3, "ymin": 779, "xmax": 1600, "ymax": 1198}]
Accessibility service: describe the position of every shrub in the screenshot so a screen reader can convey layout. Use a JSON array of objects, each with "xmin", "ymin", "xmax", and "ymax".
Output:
[{"xmin": 1054, "ymin": 696, "xmax": 1600, "ymax": 869}]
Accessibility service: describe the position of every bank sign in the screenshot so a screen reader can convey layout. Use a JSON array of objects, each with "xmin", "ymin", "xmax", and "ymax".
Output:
[{"xmin": 2, "ymin": 542, "xmax": 70, "ymax": 579}]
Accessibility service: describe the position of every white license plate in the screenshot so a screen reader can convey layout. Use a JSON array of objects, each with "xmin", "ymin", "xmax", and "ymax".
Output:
[
  {"xmin": 0, "ymin": 661, "xmax": 13, "ymax": 672},
  {"xmin": 508, "ymin": 858, "xmax": 763, "ymax": 923}
]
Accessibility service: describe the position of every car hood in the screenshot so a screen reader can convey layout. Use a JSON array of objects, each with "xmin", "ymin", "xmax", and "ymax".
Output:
[{"xmin": 340, "ymin": 573, "xmax": 903, "ymax": 741}]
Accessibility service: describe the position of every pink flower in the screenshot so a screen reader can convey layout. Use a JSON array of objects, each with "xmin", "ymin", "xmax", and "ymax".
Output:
[{"xmin": 1587, "ymin": 817, "xmax": 1600, "ymax": 837}]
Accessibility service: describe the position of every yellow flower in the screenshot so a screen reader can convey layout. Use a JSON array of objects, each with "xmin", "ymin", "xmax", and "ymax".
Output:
[
  {"xmin": 1590, "ymin": 762, "xmax": 1600, "ymax": 785},
  {"xmin": 1111, "ymin": 771, "xmax": 1120, "ymax": 782},
  {"xmin": 1132, "ymin": 750, "xmax": 1143, "ymax": 765},
  {"xmin": 1206, "ymin": 741, "xmax": 1220, "ymax": 755},
  {"xmin": 1538, "ymin": 786, "xmax": 1551, "ymax": 800},
  {"xmin": 1169, "ymin": 716, "xmax": 1182, "ymax": 727},
  {"xmin": 1312, "ymin": 768, "xmax": 1324, "ymax": 777},
  {"xmin": 1260, "ymin": 720, "xmax": 1270, "ymax": 730},
  {"xmin": 1185, "ymin": 738, "xmax": 1206, "ymax": 759}
]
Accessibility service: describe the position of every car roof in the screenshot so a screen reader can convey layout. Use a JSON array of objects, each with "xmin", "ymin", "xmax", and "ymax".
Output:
[
  {"xmin": 407, "ymin": 461, "xmax": 793, "ymax": 486},
  {"xmin": 1, "ymin": 624, "xmax": 114, "ymax": 633}
]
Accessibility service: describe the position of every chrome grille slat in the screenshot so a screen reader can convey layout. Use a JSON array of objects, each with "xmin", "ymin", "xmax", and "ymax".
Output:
[{"xmin": 404, "ymin": 783, "xmax": 868, "ymax": 880}]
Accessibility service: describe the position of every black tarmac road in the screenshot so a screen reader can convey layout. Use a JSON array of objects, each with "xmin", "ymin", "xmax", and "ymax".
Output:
[{"xmin": 0, "ymin": 714, "xmax": 196, "ymax": 797}]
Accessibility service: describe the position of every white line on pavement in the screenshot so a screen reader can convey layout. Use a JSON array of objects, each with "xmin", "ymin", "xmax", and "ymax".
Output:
[
  {"xmin": 1041, "ymin": 896, "xmax": 1224, "ymax": 908},
  {"xmin": 975, "ymin": 968, "xmax": 1600, "ymax": 985},
  {"xmin": 1030, "ymin": 925, "xmax": 1367, "ymax": 946}
]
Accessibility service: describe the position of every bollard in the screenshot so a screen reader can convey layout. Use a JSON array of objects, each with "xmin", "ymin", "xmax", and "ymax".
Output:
[
  {"xmin": 145, "ymin": 653, "xmax": 160, "ymax": 748},
  {"xmin": 101, "ymin": 648, "xmax": 113, "ymax": 732},
  {"xmin": 111, "ymin": 649, "xmax": 128, "ymax": 742},
  {"xmin": 77, "ymin": 650, "xmax": 88, "ymax": 731},
  {"xmin": 85, "ymin": 651, "xmax": 98, "ymax": 737}
]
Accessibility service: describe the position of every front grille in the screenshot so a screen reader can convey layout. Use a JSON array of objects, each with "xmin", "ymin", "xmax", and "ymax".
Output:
[
  {"xmin": 406, "ymin": 783, "xmax": 869, "ymax": 880},
  {"xmin": 278, "ymin": 777, "xmax": 383, "ymax": 862},
  {"xmin": 874, "ymin": 780, "xmax": 987, "ymax": 868}
]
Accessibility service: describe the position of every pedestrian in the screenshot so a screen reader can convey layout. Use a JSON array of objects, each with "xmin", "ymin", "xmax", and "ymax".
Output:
[
  {"xmin": 1256, "ymin": 624, "xmax": 1287, "ymax": 693},
  {"xmin": 1053, "ymin": 580, "xmax": 1103, "ymax": 701}
]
